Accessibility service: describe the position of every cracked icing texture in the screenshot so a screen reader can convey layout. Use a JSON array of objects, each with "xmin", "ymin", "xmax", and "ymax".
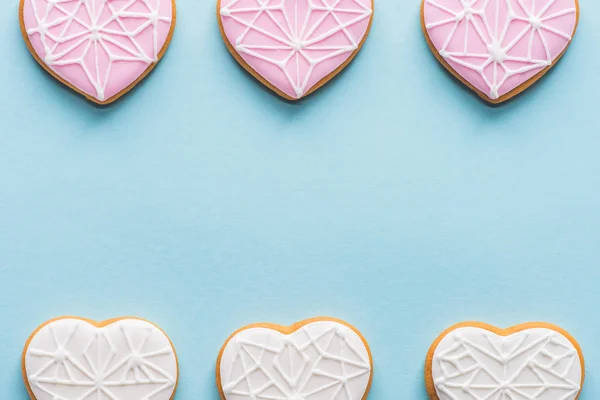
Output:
[
  {"xmin": 423, "ymin": 0, "xmax": 577, "ymax": 100},
  {"xmin": 219, "ymin": 0, "xmax": 373, "ymax": 99},
  {"xmin": 219, "ymin": 321, "xmax": 372, "ymax": 400},
  {"xmin": 24, "ymin": 318, "xmax": 178, "ymax": 400},
  {"xmin": 21, "ymin": 0, "xmax": 174, "ymax": 102},
  {"xmin": 431, "ymin": 327, "xmax": 582, "ymax": 400}
]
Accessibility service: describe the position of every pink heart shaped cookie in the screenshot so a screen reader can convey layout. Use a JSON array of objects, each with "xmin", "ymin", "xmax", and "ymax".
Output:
[
  {"xmin": 218, "ymin": 0, "xmax": 374, "ymax": 100},
  {"xmin": 422, "ymin": 0, "xmax": 579, "ymax": 103},
  {"xmin": 20, "ymin": 0, "xmax": 176, "ymax": 104}
]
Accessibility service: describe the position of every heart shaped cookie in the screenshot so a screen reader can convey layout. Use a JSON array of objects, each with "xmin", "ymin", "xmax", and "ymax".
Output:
[
  {"xmin": 421, "ymin": 0, "xmax": 579, "ymax": 103},
  {"xmin": 425, "ymin": 322, "xmax": 584, "ymax": 400},
  {"xmin": 218, "ymin": 0, "xmax": 374, "ymax": 100},
  {"xmin": 23, "ymin": 317, "xmax": 178, "ymax": 400},
  {"xmin": 217, "ymin": 317, "xmax": 373, "ymax": 400},
  {"xmin": 19, "ymin": 0, "xmax": 176, "ymax": 104}
]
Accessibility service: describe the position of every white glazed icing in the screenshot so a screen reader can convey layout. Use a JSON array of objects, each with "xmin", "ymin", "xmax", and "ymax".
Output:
[
  {"xmin": 219, "ymin": 320, "xmax": 372, "ymax": 400},
  {"xmin": 430, "ymin": 326, "xmax": 583, "ymax": 400},
  {"xmin": 24, "ymin": 318, "xmax": 178, "ymax": 400}
]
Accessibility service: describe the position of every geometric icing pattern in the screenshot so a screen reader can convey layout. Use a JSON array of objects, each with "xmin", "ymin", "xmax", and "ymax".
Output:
[
  {"xmin": 218, "ymin": 320, "xmax": 372, "ymax": 400},
  {"xmin": 219, "ymin": 0, "xmax": 373, "ymax": 99},
  {"xmin": 24, "ymin": 318, "xmax": 178, "ymax": 400},
  {"xmin": 430, "ymin": 327, "xmax": 583, "ymax": 400},
  {"xmin": 20, "ymin": 0, "xmax": 174, "ymax": 103},
  {"xmin": 422, "ymin": 0, "xmax": 577, "ymax": 101}
]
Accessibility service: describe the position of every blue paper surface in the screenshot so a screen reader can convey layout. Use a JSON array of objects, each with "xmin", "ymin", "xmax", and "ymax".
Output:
[{"xmin": 1, "ymin": 0, "xmax": 600, "ymax": 398}]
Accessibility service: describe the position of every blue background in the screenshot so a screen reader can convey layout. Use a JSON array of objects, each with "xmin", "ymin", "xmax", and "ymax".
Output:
[{"xmin": 1, "ymin": 0, "xmax": 599, "ymax": 398}]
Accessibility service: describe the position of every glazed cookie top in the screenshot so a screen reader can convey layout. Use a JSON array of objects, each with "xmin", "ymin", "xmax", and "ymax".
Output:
[
  {"xmin": 428, "ymin": 325, "xmax": 583, "ymax": 400},
  {"xmin": 20, "ymin": 0, "xmax": 175, "ymax": 103},
  {"xmin": 23, "ymin": 317, "xmax": 178, "ymax": 400},
  {"xmin": 422, "ymin": 0, "xmax": 578, "ymax": 102},
  {"xmin": 218, "ymin": 319, "xmax": 372, "ymax": 400},
  {"xmin": 219, "ymin": 0, "xmax": 374, "ymax": 100}
]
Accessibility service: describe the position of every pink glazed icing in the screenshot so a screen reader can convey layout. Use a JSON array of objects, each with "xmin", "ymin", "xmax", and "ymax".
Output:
[
  {"xmin": 219, "ymin": 0, "xmax": 373, "ymax": 99},
  {"xmin": 423, "ymin": 0, "xmax": 577, "ymax": 101},
  {"xmin": 21, "ymin": 0, "xmax": 174, "ymax": 103}
]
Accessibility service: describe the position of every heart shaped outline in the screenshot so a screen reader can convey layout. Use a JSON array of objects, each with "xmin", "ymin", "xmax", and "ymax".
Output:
[
  {"xmin": 216, "ymin": 1, "xmax": 375, "ymax": 101},
  {"xmin": 22, "ymin": 316, "xmax": 179, "ymax": 400},
  {"xmin": 216, "ymin": 316, "xmax": 374, "ymax": 400},
  {"xmin": 425, "ymin": 321, "xmax": 585, "ymax": 400},
  {"xmin": 420, "ymin": 1, "xmax": 580, "ymax": 104},
  {"xmin": 18, "ymin": 1, "xmax": 177, "ymax": 105}
]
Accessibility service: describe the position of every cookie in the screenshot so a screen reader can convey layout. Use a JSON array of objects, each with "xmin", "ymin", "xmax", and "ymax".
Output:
[
  {"xmin": 217, "ymin": 317, "xmax": 373, "ymax": 400},
  {"xmin": 421, "ymin": 0, "xmax": 579, "ymax": 103},
  {"xmin": 217, "ymin": 0, "xmax": 374, "ymax": 100},
  {"xmin": 425, "ymin": 322, "xmax": 584, "ymax": 400},
  {"xmin": 19, "ymin": 0, "xmax": 176, "ymax": 104},
  {"xmin": 23, "ymin": 316, "xmax": 178, "ymax": 400}
]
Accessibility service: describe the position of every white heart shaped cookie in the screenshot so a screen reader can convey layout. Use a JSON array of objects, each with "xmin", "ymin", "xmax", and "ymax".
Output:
[
  {"xmin": 23, "ymin": 317, "xmax": 178, "ymax": 400},
  {"xmin": 217, "ymin": 317, "xmax": 373, "ymax": 400},
  {"xmin": 425, "ymin": 322, "xmax": 584, "ymax": 400}
]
